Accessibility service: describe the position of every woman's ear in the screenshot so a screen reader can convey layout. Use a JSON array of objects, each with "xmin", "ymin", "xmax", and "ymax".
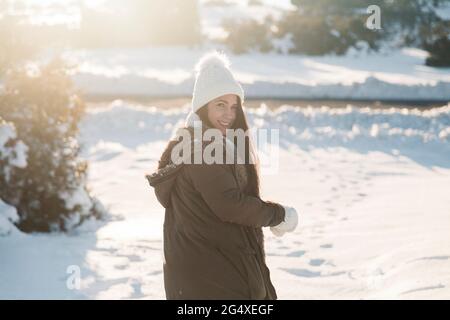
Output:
[{"xmin": 196, "ymin": 104, "xmax": 214, "ymax": 128}]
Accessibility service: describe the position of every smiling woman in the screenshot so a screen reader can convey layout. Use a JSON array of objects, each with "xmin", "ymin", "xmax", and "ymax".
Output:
[
  {"xmin": 202, "ymin": 94, "xmax": 239, "ymax": 135},
  {"xmin": 146, "ymin": 51, "xmax": 299, "ymax": 300}
]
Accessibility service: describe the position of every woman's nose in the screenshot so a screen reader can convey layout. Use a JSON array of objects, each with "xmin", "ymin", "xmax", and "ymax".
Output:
[{"xmin": 223, "ymin": 108, "xmax": 234, "ymax": 120}]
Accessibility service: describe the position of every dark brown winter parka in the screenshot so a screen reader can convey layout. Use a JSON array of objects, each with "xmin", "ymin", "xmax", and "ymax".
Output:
[{"xmin": 146, "ymin": 125, "xmax": 285, "ymax": 299}]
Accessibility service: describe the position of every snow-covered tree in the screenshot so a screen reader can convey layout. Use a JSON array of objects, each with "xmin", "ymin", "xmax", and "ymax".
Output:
[
  {"xmin": 0, "ymin": 61, "xmax": 106, "ymax": 232},
  {"xmin": 0, "ymin": 118, "xmax": 27, "ymax": 236}
]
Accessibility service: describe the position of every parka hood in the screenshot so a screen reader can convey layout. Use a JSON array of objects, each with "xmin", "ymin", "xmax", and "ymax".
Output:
[
  {"xmin": 145, "ymin": 122, "xmax": 246, "ymax": 209},
  {"xmin": 145, "ymin": 126, "xmax": 195, "ymax": 208},
  {"xmin": 146, "ymin": 161, "xmax": 184, "ymax": 208},
  {"xmin": 145, "ymin": 125, "xmax": 206, "ymax": 208}
]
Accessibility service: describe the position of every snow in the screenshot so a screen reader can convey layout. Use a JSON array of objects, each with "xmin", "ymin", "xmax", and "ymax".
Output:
[
  {"xmin": 21, "ymin": 0, "xmax": 449, "ymax": 101},
  {"xmin": 59, "ymin": 185, "xmax": 93, "ymax": 214},
  {"xmin": 0, "ymin": 200, "xmax": 21, "ymax": 237},
  {"xmin": 0, "ymin": 122, "xmax": 28, "ymax": 171},
  {"xmin": 0, "ymin": 121, "xmax": 27, "ymax": 236},
  {"xmin": 435, "ymin": 4, "xmax": 450, "ymax": 20},
  {"xmin": 1, "ymin": 101, "xmax": 449, "ymax": 299},
  {"xmin": 265, "ymin": 147, "xmax": 450, "ymax": 299},
  {"xmin": 63, "ymin": 46, "xmax": 450, "ymax": 101}
]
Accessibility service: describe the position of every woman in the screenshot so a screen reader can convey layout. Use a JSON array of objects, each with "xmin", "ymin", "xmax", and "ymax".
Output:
[{"xmin": 146, "ymin": 51, "xmax": 298, "ymax": 300}]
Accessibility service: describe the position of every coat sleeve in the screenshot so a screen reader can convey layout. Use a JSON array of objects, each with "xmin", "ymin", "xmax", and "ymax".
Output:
[{"xmin": 185, "ymin": 162, "xmax": 285, "ymax": 228}]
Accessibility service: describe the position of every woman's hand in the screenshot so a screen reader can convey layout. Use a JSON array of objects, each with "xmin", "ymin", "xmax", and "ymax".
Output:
[{"xmin": 270, "ymin": 206, "xmax": 299, "ymax": 237}]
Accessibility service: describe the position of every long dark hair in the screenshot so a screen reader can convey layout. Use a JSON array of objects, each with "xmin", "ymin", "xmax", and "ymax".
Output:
[{"xmin": 196, "ymin": 97, "xmax": 260, "ymax": 198}]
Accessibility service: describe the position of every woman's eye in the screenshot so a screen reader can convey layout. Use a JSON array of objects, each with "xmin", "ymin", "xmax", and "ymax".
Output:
[{"xmin": 216, "ymin": 103, "xmax": 225, "ymax": 108}]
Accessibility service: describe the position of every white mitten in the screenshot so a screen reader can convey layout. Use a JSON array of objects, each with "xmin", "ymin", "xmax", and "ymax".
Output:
[{"xmin": 270, "ymin": 206, "xmax": 298, "ymax": 237}]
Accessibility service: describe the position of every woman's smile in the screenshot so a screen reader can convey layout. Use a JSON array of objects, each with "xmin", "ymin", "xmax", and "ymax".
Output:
[{"xmin": 217, "ymin": 119, "xmax": 231, "ymax": 129}]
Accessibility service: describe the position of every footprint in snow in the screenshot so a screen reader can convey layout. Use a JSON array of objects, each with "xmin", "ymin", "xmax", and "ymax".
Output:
[{"xmin": 309, "ymin": 259, "xmax": 325, "ymax": 267}]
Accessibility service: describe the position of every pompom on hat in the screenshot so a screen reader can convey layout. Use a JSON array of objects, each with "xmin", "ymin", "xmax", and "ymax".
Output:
[{"xmin": 185, "ymin": 51, "xmax": 244, "ymax": 128}]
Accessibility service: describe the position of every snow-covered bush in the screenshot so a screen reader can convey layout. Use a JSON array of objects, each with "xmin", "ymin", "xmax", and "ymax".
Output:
[
  {"xmin": 0, "ymin": 118, "xmax": 28, "ymax": 177},
  {"xmin": 0, "ymin": 199, "xmax": 21, "ymax": 236},
  {"xmin": 0, "ymin": 119, "xmax": 27, "ymax": 236},
  {"xmin": 0, "ymin": 61, "xmax": 106, "ymax": 233}
]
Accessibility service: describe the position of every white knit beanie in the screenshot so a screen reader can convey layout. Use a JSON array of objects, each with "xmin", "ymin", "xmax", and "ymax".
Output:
[{"xmin": 185, "ymin": 51, "xmax": 244, "ymax": 128}]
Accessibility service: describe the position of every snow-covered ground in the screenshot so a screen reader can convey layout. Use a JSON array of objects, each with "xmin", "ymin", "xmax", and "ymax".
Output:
[
  {"xmin": 64, "ymin": 46, "xmax": 450, "ymax": 101},
  {"xmin": 19, "ymin": 0, "xmax": 450, "ymax": 101},
  {"xmin": 1, "ymin": 100, "xmax": 450, "ymax": 299}
]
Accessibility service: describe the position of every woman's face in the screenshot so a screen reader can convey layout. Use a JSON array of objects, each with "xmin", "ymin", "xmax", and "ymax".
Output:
[{"xmin": 206, "ymin": 94, "xmax": 238, "ymax": 135}]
